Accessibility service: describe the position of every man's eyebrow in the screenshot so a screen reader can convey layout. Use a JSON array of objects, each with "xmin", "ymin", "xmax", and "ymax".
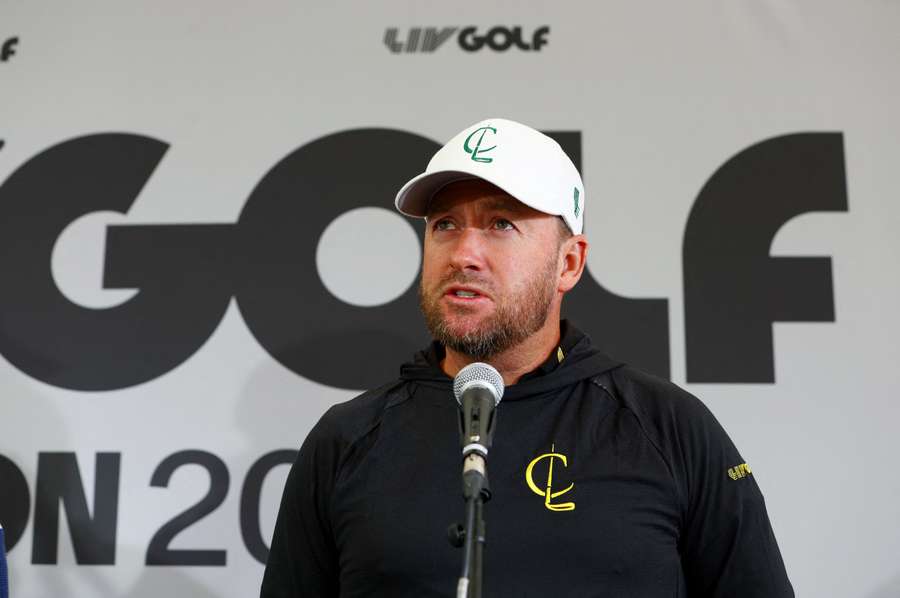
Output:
[{"xmin": 482, "ymin": 197, "xmax": 523, "ymax": 212}]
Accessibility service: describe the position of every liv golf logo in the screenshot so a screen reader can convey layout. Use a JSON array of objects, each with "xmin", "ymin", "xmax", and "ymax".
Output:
[{"xmin": 384, "ymin": 26, "xmax": 549, "ymax": 53}]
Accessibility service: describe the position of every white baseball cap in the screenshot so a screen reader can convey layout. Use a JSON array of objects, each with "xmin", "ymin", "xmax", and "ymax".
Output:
[{"xmin": 394, "ymin": 117, "xmax": 585, "ymax": 234}]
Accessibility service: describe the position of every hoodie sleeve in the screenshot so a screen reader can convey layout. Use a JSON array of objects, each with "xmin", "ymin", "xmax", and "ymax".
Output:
[
  {"xmin": 260, "ymin": 410, "xmax": 343, "ymax": 598},
  {"xmin": 613, "ymin": 368, "xmax": 794, "ymax": 598},
  {"xmin": 674, "ymin": 393, "xmax": 794, "ymax": 597}
]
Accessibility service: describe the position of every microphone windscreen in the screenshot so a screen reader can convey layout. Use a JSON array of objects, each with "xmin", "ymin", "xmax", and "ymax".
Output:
[{"xmin": 453, "ymin": 362, "xmax": 504, "ymax": 406}]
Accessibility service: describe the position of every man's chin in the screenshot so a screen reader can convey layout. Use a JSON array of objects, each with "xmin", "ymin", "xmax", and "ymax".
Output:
[{"xmin": 439, "ymin": 312, "xmax": 494, "ymax": 338}]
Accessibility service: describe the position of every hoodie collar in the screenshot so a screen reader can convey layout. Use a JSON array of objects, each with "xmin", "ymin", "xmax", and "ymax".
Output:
[{"xmin": 399, "ymin": 320, "xmax": 622, "ymax": 401}]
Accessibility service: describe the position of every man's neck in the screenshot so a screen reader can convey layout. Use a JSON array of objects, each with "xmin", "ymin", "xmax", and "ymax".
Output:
[{"xmin": 440, "ymin": 318, "xmax": 561, "ymax": 386}]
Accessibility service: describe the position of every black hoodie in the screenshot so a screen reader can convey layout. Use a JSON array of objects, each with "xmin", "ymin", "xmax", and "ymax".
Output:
[{"xmin": 261, "ymin": 321, "xmax": 794, "ymax": 598}]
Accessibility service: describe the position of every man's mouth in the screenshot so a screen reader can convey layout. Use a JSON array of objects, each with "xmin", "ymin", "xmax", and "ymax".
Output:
[{"xmin": 444, "ymin": 285, "xmax": 490, "ymax": 300}]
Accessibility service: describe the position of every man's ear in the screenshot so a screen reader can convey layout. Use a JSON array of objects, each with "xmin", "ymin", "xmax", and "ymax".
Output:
[{"xmin": 559, "ymin": 235, "xmax": 588, "ymax": 293}]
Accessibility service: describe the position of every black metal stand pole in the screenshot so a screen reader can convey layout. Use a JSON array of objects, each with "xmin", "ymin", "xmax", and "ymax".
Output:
[
  {"xmin": 456, "ymin": 491, "xmax": 486, "ymax": 598},
  {"xmin": 471, "ymin": 496, "xmax": 485, "ymax": 598},
  {"xmin": 457, "ymin": 494, "xmax": 477, "ymax": 598},
  {"xmin": 454, "ymin": 461, "xmax": 489, "ymax": 598}
]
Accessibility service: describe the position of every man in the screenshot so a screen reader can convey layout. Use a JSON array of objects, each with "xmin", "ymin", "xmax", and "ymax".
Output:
[{"xmin": 260, "ymin": 118, "xmax": 794, "ymax": 597}]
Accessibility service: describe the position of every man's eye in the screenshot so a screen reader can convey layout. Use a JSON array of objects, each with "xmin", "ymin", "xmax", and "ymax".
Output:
[
  {"xmin": 434, "ymin": 219, "xmax": 456, "ymax": 231},
  {"xmin": 494, "ymin": 219, "xmax": 514, "ymax": 231}
]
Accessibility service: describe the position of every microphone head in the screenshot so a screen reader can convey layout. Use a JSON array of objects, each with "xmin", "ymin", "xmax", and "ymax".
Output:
[{"xmin": 453, "ymin": 362, "xmax": 504, "ymax": 406}]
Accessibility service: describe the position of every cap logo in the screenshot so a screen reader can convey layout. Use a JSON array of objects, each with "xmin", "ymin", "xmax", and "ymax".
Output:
[
  {"xmin": 463, "ymin": 126, "xmax": 497, "ymax": 163},
  {"xmin": 573, "ymin": 187, "xmax": 581, "ymax": 218}
]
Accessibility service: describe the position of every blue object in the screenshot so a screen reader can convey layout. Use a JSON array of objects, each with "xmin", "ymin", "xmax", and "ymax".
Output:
[{"xmin": 0, "ymin": 525, "xmax": 8, "ymax": 598}]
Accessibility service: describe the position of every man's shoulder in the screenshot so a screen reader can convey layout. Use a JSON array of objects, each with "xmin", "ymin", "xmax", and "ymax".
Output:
[
  {"xmin": 316, "ymin": 377, "xmax": 413, "ymax": 445},
  {"xmin": 603, "ymin": 364, "xmax": 719, "ymax": 432},
  {"xmin": 602, "ymin": 365, "xmax": 742, "ymax": 482},
  {"xmin": 605, "ymin": 364, "xmax": 695, "ymax": 404}
]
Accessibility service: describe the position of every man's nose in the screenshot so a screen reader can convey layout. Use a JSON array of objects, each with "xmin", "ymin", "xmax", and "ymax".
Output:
[{"xmin": 448, "ymin": 227, "xmax": 486, "ymax": 271}]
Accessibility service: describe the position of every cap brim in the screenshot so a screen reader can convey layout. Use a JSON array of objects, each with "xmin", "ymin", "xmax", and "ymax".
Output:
[
  {"xmin": 394, "ymin": 170, "xmax": 482, "ymax": 217},
  {"xmin": 395, "ymin": 167, "xmax": 569, "ymax": 226}
]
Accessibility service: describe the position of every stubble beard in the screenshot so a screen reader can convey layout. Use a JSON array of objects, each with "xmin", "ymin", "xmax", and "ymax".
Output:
[{"xmin": 418, "ymin": 255, "xmax": 558, "ymax": 361}]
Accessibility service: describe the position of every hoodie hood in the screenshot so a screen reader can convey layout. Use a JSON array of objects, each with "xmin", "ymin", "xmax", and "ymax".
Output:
[{"xmin": 399, "ymin": 320, "xmax": 622, "ymax": 401}]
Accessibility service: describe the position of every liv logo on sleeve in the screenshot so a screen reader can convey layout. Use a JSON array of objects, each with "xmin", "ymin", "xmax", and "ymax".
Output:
[{"xmin": 728, "ymin": 462, "xmax": 753, "ymax": 480}]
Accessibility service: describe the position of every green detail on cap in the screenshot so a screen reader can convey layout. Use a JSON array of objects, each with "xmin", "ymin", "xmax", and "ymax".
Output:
[
  {"xmin": 463, "ymin": 126, "xmax": 497, "ymax": 163},
  {"xmin": 573, "ymin": 187, "xmax": 581, "ymax": 218}
]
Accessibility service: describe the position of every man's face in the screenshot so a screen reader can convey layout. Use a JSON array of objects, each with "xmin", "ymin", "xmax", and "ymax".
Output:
[{"xmin": 418, "ymin": 179, "xmax": 564, "ymax": 360}]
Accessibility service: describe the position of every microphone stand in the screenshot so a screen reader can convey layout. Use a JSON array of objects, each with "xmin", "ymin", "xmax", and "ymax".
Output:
[
  {"xmin": 448, "ymin": 367, "xmax": 502, "ymax": 598},
  {"xmin": 451, "ymin": 454, "xmax": 491, "ymax": 598}
]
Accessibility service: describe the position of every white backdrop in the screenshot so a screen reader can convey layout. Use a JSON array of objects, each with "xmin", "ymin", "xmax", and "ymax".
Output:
[{"xmin": 1, "ymin": 2, "xmax": 899, "ymax": 597}]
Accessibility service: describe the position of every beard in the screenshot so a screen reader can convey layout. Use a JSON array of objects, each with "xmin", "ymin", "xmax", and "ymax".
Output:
[{"xmin": 418, "ymin": 255, "xmax": 558, "ymax": 361}]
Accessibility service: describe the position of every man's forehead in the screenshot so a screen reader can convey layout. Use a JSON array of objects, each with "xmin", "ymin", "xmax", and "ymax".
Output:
[{"xmin": 426, "ymin": 179, "xmax": 532, "ymax": 216}]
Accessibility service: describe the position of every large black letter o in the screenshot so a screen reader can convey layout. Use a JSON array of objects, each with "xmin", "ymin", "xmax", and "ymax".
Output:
[{"xmin": 235, "ymin": 129, "xmax": 437, "ymax": 390}]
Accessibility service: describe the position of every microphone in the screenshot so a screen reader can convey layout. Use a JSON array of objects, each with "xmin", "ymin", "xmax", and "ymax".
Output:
[
  {"xmin": 450, "ymin": 364, "xmax": 504, "ymax": 598},
  {"xmin": 452, "ymin": 362, "xmax": 504, "ymax": 498}
]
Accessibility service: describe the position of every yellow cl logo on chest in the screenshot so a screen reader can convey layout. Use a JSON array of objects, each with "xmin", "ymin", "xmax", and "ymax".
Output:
[{"xmin": 524, "ymin": 444, "xmax": 576, "ymax": 512}]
